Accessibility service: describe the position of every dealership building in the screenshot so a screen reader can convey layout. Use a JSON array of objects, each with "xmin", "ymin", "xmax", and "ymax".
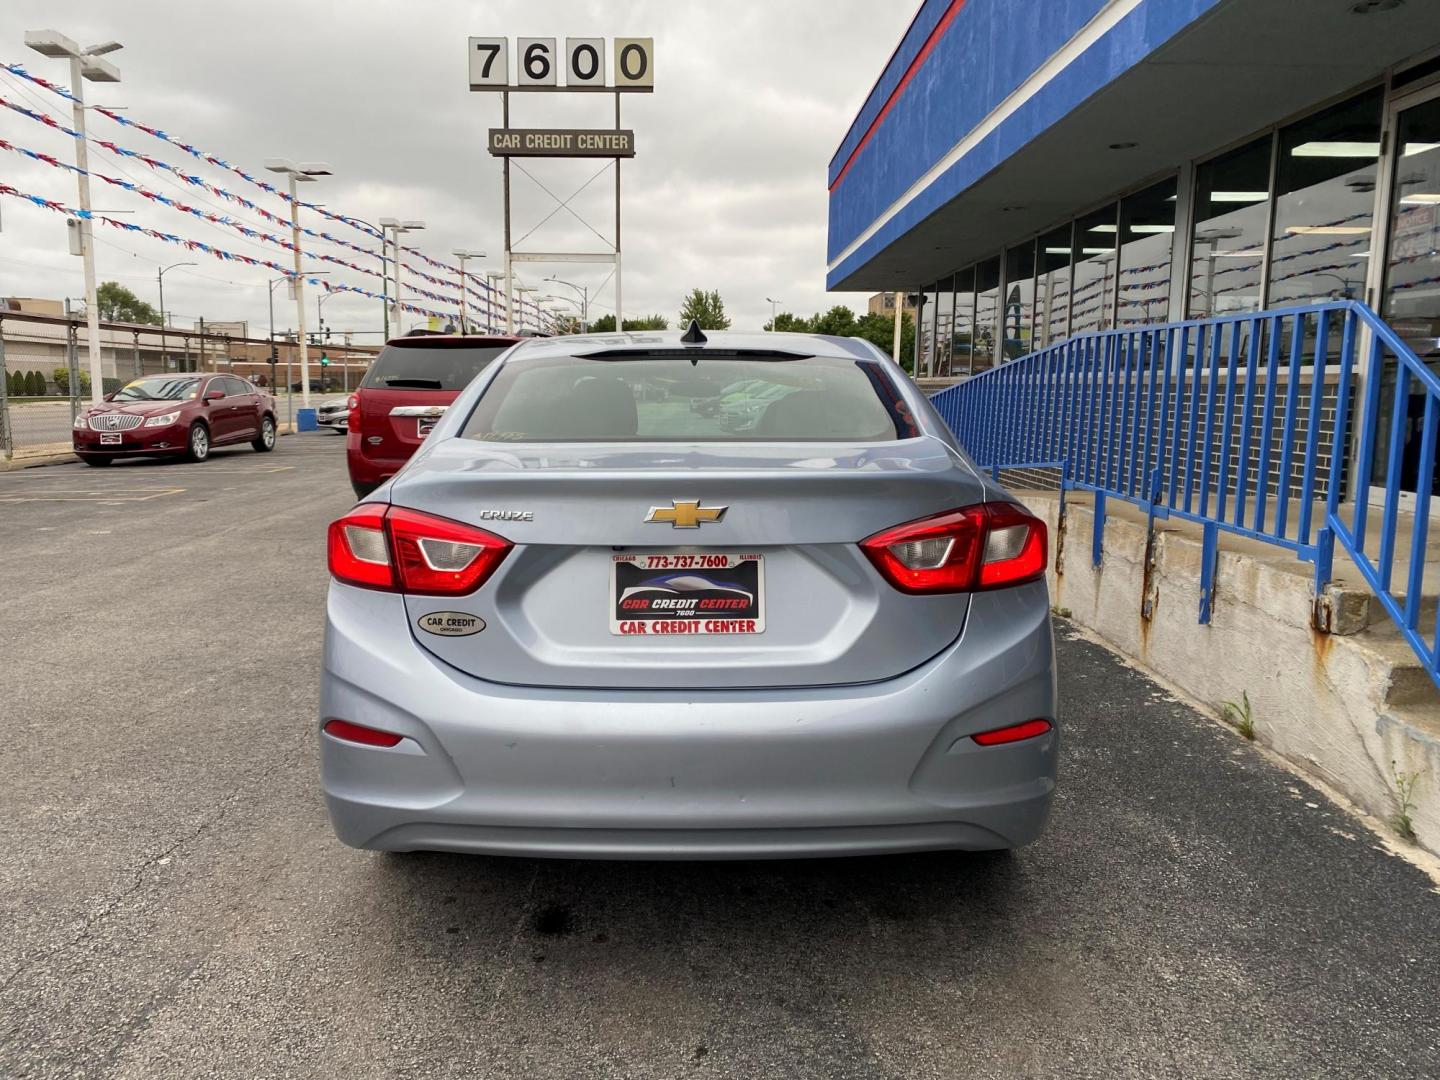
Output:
[{"xmin": 828, "ymin": 0, "xmax": 1440, "ymax": 377}]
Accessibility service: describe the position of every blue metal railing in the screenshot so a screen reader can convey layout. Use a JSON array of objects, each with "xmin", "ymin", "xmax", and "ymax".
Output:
[{"xmin": 930, "ymin": 300, "xmax": 1440, "ymax": 688}]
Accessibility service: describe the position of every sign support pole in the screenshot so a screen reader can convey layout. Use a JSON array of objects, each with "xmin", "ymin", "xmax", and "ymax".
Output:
[
  {"xmin": 503, "ymin": 89, "xmax": 514, "ymax": 334},
  {"xmin": 615, "ymin": 90, "xmax": 623, "ymax": 332}
]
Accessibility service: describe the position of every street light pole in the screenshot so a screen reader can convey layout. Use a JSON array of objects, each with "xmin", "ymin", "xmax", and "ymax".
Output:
[
  {"xmin": 545, "ymin": 277, "xmax": 589, "ymax": 333},
  {"xmin": 453, "ymin": 250, "xmax": 486, "ymax": 335},
  {"xmin": 766, "ymin": 296, "xmax": 782, "ymax": 331},
  {"xmin": 265, "ymin": 159, "xmax": 331, "ymax": 413},
  {"xmin": 156, "ymin": 261, "xmax": 195, "ymax": 371},
  {"xmin": 485, "ymin": 272, "xmax": 504, "ymax": 334},
  {"xmin": 27, "ymin": 31, "xmax": 121, "ymax": 407},
  {"xmin": 381, "ymin": 219, "xmax": 426, "ymax": 335},
  {"xmin": 516, "ymin": 286, "xmax": 537, "ymax": 333}
]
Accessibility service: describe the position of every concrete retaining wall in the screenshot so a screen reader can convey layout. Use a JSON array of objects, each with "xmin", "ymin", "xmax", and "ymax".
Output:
[{"xmin": 1025, "ymin": 491, "xmax": 1440, "ymax": 854}]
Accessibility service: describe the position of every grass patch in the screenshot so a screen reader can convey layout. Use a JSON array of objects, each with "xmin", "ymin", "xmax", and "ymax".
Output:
[
  {"xmin": 1220, "ymin": 691, "xmax": 1255, "ymax": 740},
  {"xmin": 1390, "ymin": 764, "xmax": 1423, "ymax": 843}
]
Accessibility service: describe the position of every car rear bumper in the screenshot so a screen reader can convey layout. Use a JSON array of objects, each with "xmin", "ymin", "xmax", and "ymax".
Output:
[{"xmin": 320, "ymin": 582, "xmax": 1058, "ymax": 859}]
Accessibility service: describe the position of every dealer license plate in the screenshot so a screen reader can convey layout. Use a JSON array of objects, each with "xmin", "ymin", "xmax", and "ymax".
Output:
[
  {"xmin": 100, "ymin": 433, "xmax": 122, "ymax": 446},
  {"xmin": 611, "ymin": 552, "xmax": 765, "ymax": 635}
]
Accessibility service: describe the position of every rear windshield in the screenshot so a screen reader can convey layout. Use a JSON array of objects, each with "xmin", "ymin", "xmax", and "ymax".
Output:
[
  {"xmin": 359, "ymin": 344, "xmax": 509, "ymax": 392},
  {"xmin": 460, "ymin": 354, "xmax": 919, "ymax": 442}
]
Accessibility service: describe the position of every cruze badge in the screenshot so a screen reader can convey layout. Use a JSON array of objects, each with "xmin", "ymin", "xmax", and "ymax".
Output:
[
  {"xmin": 645, "ymin": 500, "xmax": 727, "ymax": 528},
  {"xmin": 477, "ymin": 509, "xmax": 534, "ymax": 522}
]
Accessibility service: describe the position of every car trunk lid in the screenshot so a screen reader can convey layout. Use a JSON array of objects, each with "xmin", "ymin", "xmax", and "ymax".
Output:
[{"xmin": 395, "ymin": 438, "xmax": 985, "ymax": 689}]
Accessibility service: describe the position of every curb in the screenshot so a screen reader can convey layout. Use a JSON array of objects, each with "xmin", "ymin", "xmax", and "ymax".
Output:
[{"xmin": 0, "ymin": 451, "xmax": 78, "ymax": 472}]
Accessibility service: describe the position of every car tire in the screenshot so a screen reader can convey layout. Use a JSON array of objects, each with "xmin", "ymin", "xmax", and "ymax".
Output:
[
  {"xmin": 350, "ymin": 479, "xmax": 380, "ymax": 499},
  {"xmin": 186, "ymin": 422, "xmax": 211, "ymax": 463},
  {"xmin": 252, "ymin": 414, "xmax": 277, "ymax": 452},
  {"xmin": 81, "ymin": 454, "xmax": 114, "ymax": 467}
]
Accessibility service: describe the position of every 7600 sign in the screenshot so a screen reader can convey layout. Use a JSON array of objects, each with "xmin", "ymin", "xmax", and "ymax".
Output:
[{"xmin": 468, "ymin": 37, "xmax": 654, "ymax": 92}]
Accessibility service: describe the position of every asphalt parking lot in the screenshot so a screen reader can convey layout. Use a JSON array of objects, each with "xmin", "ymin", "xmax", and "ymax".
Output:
[{"xmin": 1, "ymin": 433, "xmax": 1438, "ymax": 1080}]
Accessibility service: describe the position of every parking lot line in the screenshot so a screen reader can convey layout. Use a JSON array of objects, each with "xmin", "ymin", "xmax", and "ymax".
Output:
[{"xmin": 0, "ymin": 487, "xmax": 187, "ymax": 503}]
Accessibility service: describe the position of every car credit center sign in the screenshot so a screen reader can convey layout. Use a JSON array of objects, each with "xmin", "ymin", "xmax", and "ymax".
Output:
[{"xmin": 488, "ymin": 128, "xmax": 635, "ymax": 158}]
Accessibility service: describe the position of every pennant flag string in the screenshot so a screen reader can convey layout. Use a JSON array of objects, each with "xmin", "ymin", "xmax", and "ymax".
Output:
[
  {"xmin": 0, "ymin": 73, "xmax": 500, "ymax": 307},
  {"xmin": 3, "ymin": 62, "xmax": 498, "ymax": 292},
  {"xmin": 0, "ymin": 182, "xmax": 473, "ymax": 320}
]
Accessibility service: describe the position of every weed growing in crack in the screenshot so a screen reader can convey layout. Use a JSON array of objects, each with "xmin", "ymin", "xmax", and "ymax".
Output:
[
  {"xmin": 1220, "ymin": 691, "xmax": 1255, "ymax": 740},
  {"xmin": 1389, "ymin": 764, "xmax": 1424, "ymax": 843}
]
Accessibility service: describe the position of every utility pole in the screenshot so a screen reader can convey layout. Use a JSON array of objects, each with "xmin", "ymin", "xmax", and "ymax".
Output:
[
  {"xmin": 265, "ymin": 159, "xmax": 331, "ymax": 415},
  {"xmin": 892, "ymin": 292, "xmax": 903, "ymax": 364},
  {"xmin": 26, "ymin": 31, "xmax": 122, "ymax": 408}
]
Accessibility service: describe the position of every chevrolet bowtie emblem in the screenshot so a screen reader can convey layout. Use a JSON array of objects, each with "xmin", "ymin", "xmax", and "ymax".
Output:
[{"xmin": 645, "ymin": 500, "xmax": 728, "ymax": 528}]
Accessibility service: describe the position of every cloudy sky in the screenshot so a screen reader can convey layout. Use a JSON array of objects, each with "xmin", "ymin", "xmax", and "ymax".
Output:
[{"xmin": 0, "ymin": 1, "xmax": 913, "ymax": 341}]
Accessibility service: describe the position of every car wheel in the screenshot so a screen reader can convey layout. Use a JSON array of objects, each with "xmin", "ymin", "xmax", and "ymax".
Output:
[
  {"xmin": 351, "ymin": 479, "xmax": 380, "ymax": 499},
  {"xmin": 252, "ymin": 414, "xmax": 277, "ymax": 452},
  {"xmin": 186, "ymin": 422, "xmax": 211, "ymax": 463},
  {"xmin": 81, "ymin": 454, "xmax": 114, "ymax": 467}
]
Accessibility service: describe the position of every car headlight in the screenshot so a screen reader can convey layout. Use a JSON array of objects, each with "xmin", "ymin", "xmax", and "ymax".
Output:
[
  {"xmin": 73, "ymin": 416, "xmax": 90, "ymax": 430},
  {"xmin": 143, "ymin": 411, "xmax": 182, "ymax": 428}
]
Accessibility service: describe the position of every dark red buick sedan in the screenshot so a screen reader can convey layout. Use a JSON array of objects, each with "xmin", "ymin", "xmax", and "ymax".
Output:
[{"xmin": 73, "ymin": 373, "xmax": 277, "ymax": 465}]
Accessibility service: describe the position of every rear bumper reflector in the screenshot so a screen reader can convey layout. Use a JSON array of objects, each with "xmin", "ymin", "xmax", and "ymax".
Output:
[
  {"xmin": 323, "ymin": 718, "xmax": 404, "ymax": 748},
  {"xmin": 971, "ymin": 718, "xmax": 1052, "ymax": 746}
]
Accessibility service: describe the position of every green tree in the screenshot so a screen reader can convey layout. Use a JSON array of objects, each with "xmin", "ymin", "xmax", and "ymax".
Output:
[
  {"xmin": 763, "ymin": 312, "xmax": 814, "ymax": 333},
  {"xmin": 678, "ymin": 289, "xmax": 731, "ymax": 331},
  {"xmin": 53, "ymin": 367, "xmax": 92, "ymax": 396},
  {"xmin": 589, "ymin": 314, "xmax": 670, "ymax": 332},
  {"xmin": 854, "ymin": 312, "xmax": 916, "ymax": 372},
  {"xmin": 27, "ymin": 371, "xmax": 43, "ymax": 395},
  {"xmin": 95, "ymin": 280, "xmax": 162, "ymax": 325},
  {"xmin": 810, "ymin": 305, "xmax": 859, "ymax": 337}
]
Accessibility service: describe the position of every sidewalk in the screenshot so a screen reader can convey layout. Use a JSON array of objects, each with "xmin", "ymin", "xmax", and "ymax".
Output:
[{"xmin": 0, "ymin": 444, "xmax": 76, "ymax": 471}]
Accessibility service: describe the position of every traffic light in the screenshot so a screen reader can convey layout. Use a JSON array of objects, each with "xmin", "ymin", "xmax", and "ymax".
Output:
[{"xmin": 320, "ymin": 353, "xmax": 330, "ymax": 367}]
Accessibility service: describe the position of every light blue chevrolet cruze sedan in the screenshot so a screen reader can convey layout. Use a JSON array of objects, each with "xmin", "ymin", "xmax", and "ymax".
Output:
[{"xmin": 320, "ymin": 326, "xmax": 1057, "ymax": 859}]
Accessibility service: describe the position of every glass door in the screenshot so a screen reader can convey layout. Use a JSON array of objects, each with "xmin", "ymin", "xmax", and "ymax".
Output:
[{"xmin": 1368, "ymin": 82, "xmax": 1440, "ymax": 509}]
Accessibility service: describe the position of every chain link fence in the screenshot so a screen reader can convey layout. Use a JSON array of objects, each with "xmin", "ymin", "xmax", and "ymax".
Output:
[{"xmin": 0, "ymin": 310, "xmax": 379, "ymax": 460}]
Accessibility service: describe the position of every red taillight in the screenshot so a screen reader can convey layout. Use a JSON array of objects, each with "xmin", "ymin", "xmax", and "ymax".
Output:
[
  {"xmin": 860, "ymin": 502, "xmax": 1047, "ymax": 594},
  {"xmin": 971, "ymin": 718, "xmax": 1053, "ymax": 746},
  {"xmin": 346, "ymin": 393, "xmax": 358, "ymax": 412},
  {"xmin": 326, "ymin": 504, "xmax": 512, "ymax": 595},
  {"xmin": 386, "ymin": 506, "xmax": 511, "ymax": 595},
  {"xmin": 323, "ymin": 718, "xmax": 404, "ymax": 748},
  {"xmin": 328, "ymin": 503, "xmax": 393, "ymax": 590}
]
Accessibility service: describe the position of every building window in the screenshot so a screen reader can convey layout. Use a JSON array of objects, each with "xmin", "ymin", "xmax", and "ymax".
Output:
[
  {"xmin": 1003, "ymin": 242, "xmax": 1036, "ymax": 360},
  {"xmin": 1117, "ymin": 177, "xmax": 1178, "ymax": 327},
  {"xmin": 918, "ymin": 283, "xmax": 935, "ymax": 373},
  {"xmin": 1071, "ymin": 203, "xmax": 1120, "ymax": 333},
  {"xmin": 1269, "ymin": 87, "xmax": 1383, "ymax": 306},
  {"xmin": 1188, "ymin": 135, "xmax": 1272, "ymax": 317},
  {"xmin": 1036, "ymin": 224, "xmax": 1073, "ymax": 347},
  {"xmin": 934, "ymin": 274, "xmax": 954, "ymax": 376},
  {"xmin": 952, "ymin": 266, "xmax": 976, "ymax": 376},
  {"xmin": 1382, "ymin": 94, "xmax": 1440, "ymax": 361},
  {"xmin": 973, "ymin": 256, "xmax": 1001, "ymax": 373}
]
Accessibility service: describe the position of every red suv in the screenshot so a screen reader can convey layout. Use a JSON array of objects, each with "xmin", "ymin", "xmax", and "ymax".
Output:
[
  {"xmin": 73, "ymin": 373, "xmax": 277, "ymax": 466},
  {"xmin": 346, "ymin": 334, "xmax": 519, "ymax": 497}
]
